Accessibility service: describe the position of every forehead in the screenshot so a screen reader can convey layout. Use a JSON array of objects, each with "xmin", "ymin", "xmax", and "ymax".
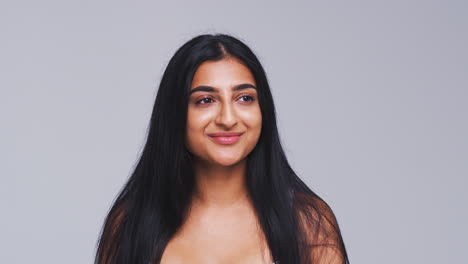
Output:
[{"xmin": 191, "ymin": 57, "xmax": 256, "ymax": 88}]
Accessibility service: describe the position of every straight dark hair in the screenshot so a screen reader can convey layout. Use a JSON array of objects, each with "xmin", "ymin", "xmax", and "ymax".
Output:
[{"xmin": 95, "ymin": 33, "xmax": 349, "ymax": 264}]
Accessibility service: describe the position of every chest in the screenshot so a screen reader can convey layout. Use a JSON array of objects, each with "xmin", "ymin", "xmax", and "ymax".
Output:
[{"xmin": 160, "ymin": 206, "xmax": 273, "ymax": 264}]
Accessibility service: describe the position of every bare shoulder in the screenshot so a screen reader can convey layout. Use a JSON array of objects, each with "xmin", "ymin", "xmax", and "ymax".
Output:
[{"xmin": 294, "ymin": 192, "xmax": 348, "ymax": 264}]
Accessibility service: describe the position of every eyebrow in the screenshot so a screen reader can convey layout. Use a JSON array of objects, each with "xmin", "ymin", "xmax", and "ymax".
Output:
[{"xmin": 189, "ymin": 83, "xmax": 257, "ymax": 94}]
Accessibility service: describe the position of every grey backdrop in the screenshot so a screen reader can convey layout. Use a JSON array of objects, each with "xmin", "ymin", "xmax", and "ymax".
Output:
[{"xmin": 1, "ymin": 0, "xmax": 467, "ymax": 263}]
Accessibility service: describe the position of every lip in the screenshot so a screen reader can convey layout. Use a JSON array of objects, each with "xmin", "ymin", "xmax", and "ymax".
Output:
[{"xmin": 207, "ymin": 132, "xmax": 244, "ymax": 145}]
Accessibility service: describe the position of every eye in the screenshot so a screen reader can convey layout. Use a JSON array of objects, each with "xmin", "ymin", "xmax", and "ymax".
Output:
[
  {"xmin": 238, "ymin": 95, "xmax": 255, "ymax": 102},
  {"xmin": 196, "ymin": 97, "xmax": 215, "ymax": 105}
]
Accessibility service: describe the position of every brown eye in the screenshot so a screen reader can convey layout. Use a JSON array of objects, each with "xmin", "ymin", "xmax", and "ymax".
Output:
[
  {"xmin": 196, "ymin": 97, "xmax": 214, "ymax": 105},
  {"xmin": 239, "ymin": 95, "xmax": 255, "ymax": 102}
]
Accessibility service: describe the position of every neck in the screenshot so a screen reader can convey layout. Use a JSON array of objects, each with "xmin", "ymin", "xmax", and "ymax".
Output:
[{"xmin": 191, "ymin": 157, "xmax": 250, "ymax": 208}]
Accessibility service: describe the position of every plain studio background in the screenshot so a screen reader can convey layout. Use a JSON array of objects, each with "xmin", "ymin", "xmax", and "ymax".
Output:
[{"xmin": 1, "ymin": 0, "xmax": 467, "ymax": 263}]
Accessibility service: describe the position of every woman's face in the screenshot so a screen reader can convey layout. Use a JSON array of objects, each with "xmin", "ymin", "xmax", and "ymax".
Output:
[{"xmin": 186, "ymin": 57, "xmax": 262, "ymax": 167}]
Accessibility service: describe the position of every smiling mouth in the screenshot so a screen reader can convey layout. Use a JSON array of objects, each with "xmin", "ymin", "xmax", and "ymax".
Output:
[{"xmin": 207, "ymin": 132, "xmax": 244, "ymax": 145}]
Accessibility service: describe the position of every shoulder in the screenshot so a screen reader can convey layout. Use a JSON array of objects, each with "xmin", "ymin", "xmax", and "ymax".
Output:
[
  {"xmin": 96, "ymin": 198, "xmax": 129, "ymax": 264},
  {"xmin": 294, "ymin": 192, "xmax": 348, "ymax": 264},
  {"xmin": 294, "ymin": 192, "xmax": 340, "ymax": 245}
]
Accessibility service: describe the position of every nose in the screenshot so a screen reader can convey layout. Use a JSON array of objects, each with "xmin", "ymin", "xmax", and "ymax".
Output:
[{"xmin": 215, "ymin": 102, "xmax": 238, "ymax": 129}]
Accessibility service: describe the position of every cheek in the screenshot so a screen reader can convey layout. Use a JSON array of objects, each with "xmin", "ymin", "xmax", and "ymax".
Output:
[
  {"xmin": 238, "ymin": 107, "xmax": 262, "ymax": 157},
  {"xmin": 187, "ymin": 108, "xmax": 214, "ymax": 129},
  {"xmin": 186, "ymin": 108, "xmax": 213, "ymax": 145},
  {"xmin": 239, "ymin": 107, "xmax": 262, "ymax": 134}
]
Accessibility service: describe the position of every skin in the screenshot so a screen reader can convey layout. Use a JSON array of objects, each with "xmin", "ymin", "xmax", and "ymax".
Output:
[{"xmin": 160, "ymin": 57, "xmax": 272, "ymax": 264}]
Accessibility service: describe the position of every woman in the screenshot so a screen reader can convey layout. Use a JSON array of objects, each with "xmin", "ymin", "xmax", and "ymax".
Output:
[{"xmin": 95, "ymin": 33, "xmax": 349, "ymax": 264}]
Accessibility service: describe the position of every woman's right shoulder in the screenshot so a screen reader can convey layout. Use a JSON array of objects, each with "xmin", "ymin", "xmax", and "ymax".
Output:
[{"xmin": 95, "ymin": 199, "xmax": 130, "ymax": 264}]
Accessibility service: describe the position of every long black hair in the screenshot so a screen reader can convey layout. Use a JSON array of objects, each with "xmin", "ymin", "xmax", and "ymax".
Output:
[{"xmin": 95, "ymin": 33, "xmax": 349, "ymax": 264}]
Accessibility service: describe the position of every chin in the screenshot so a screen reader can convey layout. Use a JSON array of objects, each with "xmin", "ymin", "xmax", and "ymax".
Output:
[
  {"xmin": 210, "ymin": 153, "xmax": 244, "ymax": 167},
  {"xmin": 211, "ymin": 158, "xmax": 241, "ymax": 167}
]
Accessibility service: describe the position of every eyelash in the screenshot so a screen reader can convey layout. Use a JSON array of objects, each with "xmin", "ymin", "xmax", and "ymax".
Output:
[{"xmin": 195, "ymin": 95, "xmax": 255, "ymax": 105}]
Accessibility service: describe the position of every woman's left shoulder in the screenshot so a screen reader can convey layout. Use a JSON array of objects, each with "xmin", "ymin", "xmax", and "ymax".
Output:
[
  {"xmin": 293, "ymin": 191, "xmax": 348, "ymax": 263},
  {"xmin": 293, "ymin": 191, "xmax": 338, "ymax": 225}
]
